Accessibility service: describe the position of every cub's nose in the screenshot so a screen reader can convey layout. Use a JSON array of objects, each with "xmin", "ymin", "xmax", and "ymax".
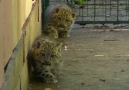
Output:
[{"xmin": 44, "ymin": 61, "xmax": 51, "ymax": 66}]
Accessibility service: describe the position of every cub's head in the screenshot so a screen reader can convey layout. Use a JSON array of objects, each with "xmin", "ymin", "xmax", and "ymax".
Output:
[
  {"xmin": 51, "ymin": 7, "xmax": 76, "ymax": 30},
  {"xmin": 31, "ymin": 38, "xmax": 62, "ymax": 66}
]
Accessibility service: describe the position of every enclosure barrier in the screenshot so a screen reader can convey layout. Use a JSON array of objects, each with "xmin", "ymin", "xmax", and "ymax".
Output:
[
  {"xmin": 44, "ymin": 0, "xmax": 129, "ymax": 24},
  {"xmin": 1, "ymin": 0, "xmax": 42, "ymax": 90}
]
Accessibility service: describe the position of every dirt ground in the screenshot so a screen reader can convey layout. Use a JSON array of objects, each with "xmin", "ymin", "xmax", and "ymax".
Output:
[{"xmin": 30, "ymin": 27, "xmax": 129, "ymax": 90}]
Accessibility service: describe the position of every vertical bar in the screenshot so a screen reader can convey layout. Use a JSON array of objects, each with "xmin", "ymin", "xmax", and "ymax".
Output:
[
  {"xmin": 42, "ymin": 0, "xmax": 49, "ymax": 27},
  {"xmin": 86, "ymin": 0, "xmax": 89, "ymax": 16},
  {"xmin": 127, "ymin": 0, "xmax": 129, "ymax": 16},
  {"xmin": 82, "ymin": 8, "xmax": 84, "ymax": 21},
  {"xmin": 117, "ymin": 0, "xmax": 119, "ymax": 21},
  {"xmin": 128, "ymin": 0, "xmax": 129, "ymax": 21},
  {"xmin": 94, "ymin": 0, "xmax": 96, "ymax": 22},
  {"xmin": 110, "ymin": 0, "xmax": 111, "ymax": 16},
  {"xmin": 44, "ymin": 0, "xmax": 49, "ymax": 9},
  {"xmin": 102, "ymin": 0, "xmax": 104, "ymax": 21},
  {"xmin": 78, "ymin": 7, "xmax": 81, "ymax": 22},
  {"xmin": 41, "ymin": 0, "xmax": 44, "ymax": 27},
  {"xmin": 126, "ymin": 0, "xmax": 127, "ymax": 16},
  {"xmin": 70, "ymin": 0, "xmax": 73, "ymax": 4},
  {"xmin": 105, "ymin": 0, "xmax": 107, "ymax": 21}
]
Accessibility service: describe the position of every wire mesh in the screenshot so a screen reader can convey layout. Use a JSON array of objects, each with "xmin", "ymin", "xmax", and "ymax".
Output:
[{"xmin": 43, "ymin": 0, "xmax": 129, "ymax": 24}]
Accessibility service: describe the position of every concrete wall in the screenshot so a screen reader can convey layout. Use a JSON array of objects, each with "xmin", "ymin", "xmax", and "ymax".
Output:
[{"xmin": 0, "ymin": 0, "xmax": 42, "ymax": 89}]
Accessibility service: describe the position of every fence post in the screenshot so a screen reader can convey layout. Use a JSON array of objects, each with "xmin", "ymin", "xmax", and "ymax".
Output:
[{"xmin": 42, "ymin": 0, "xmax": 49, "ymax": 28}]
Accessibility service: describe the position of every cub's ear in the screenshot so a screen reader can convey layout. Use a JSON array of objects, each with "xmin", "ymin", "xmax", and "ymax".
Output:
[
  {"xmin": 54, "ymin": 7, "xmax": 60, "ymax": 13},
  {"xmin": 72, "ymin": 12, "xmax": 76, "ymax": 19},
  {"xmin": 34, "ymin": 41, "xmax": 41, "ymax": 49}
]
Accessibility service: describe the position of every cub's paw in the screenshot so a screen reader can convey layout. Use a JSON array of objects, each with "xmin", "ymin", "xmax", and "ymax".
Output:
[
  {"xmin": 39, "ymin": 72, "xmax": 58, "ymax": 83},
  {"xmin": 59, "ymin": 31, "xmax": 69, "ymax": 38},
  {"xmin": 43, "ymin": 74, "xmax": 58, "ymax": 83}
]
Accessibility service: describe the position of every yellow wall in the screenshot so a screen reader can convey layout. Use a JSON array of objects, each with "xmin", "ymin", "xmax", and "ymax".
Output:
[
  {"xmin": 0, "ymin": 0, "xmax": 13, "ymax": 88},
  {"xmin": 25, "ymin": 0, "xmax": 32, "ymax": 18},
  {"xmin": 0, "ymin": 0, "xmax": 42, "ymax": 89},
  {"xmin": 0, "ymin": 1, "xmax": 3, "ymax": 87}
]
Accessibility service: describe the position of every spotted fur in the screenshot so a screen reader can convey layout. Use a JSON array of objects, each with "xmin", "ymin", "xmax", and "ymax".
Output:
[
  {"xmin": 44, "ymin": 3, "xmax": 76, "ymax": 38},
  {"xmin": 29, "ymin": 37, "xmax": 62, "ymax": 83}
]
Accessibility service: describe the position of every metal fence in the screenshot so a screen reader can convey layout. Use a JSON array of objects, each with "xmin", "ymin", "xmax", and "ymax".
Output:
[{"xmin": 43, "ymin": 0, "xmax": 129, "ymax": 25}]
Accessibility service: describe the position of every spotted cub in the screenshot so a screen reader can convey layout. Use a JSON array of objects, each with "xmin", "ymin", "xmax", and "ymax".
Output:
[
  {"xmin": 29, "ymin": 36, "xmax": 62, "ymax": 83},
  {"xmin": 44, "ymin": 3, "xmax": 76, "ymax": 38}
]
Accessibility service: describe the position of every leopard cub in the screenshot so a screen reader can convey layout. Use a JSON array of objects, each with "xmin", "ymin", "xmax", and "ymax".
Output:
[
  {"xmin": 29, "ymin": 36, "xmax": 62, "ymax": 83},
  {"xmin": 44, "ymin": 3, "xmax": 76, "ymax": 38}
]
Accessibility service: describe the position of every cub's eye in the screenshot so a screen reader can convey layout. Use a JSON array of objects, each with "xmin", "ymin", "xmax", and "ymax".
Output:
[
  {"xmin": 65, "ymin": 19, "xmax": 69, "ymax": 22},
  {"xmin": 40, "ymin": 53, "xmax": 45, "ymax": 57},
  {"xmin": 51, "ymin": 54, "xmax": 55, "ymax": 58}
]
